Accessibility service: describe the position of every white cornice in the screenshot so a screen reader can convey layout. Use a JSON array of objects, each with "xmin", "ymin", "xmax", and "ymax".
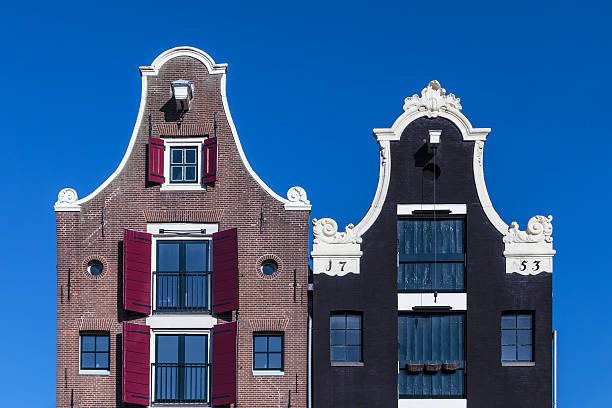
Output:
[{"xmin": 55, "ymin": 46, "xmax": 309, "ymax": 213}]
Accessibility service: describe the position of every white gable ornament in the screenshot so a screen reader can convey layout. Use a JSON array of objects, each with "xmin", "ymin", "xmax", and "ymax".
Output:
[
  {"xmin": 311, "ymin": 218, "xmax": 363, "ymax": 276},
  {"xmin": 403, "ymin": 80, "xmax": 462, "ymax": 117},
  {"xmin": 504, "ymin": 215, "xmax": 555, "ymax": 275}
]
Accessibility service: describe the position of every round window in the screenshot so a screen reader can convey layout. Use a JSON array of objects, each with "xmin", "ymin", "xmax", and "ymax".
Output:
[
  {"xmin": 87, "ymin": 260, "xmax": 104, "ymax": 276},
  {"xmin": 261, "ymin": 260, "xmax": 278, "ymax": 276},
  {"xmin": 423, "ymin": 163, "xmax": 441, "ymax": 180}
]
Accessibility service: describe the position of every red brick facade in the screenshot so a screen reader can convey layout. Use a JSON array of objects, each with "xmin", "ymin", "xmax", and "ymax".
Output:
[{"xmin": 56, "ymin": 48, "xmax": 310, "ymax": 407}]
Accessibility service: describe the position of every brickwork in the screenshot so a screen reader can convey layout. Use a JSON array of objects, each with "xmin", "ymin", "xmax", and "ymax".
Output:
[{"xmin": 57, "ymin": 51, "xmax": 309, "ymax": 407}]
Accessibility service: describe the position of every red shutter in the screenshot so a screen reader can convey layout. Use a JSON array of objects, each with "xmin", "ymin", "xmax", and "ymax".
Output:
[
  {"xmin": 212, "ymin": 228, "xmax": 238, "ymax": 314},
  {"xmin": 148, "ymin": 137, "xmax": 165, "ymax": 183},
  {"xmin": 123, "ymin": 229, "xmax": 152, "ymax": 314},
  {"xmin": 212, "ymin": 321, "xmax": 237, "ymax": 407},
  {"xmin": 122, "ymin": 322, "xmax": 150, "ymax": 406},
  {"xmin": 202, "ymin": 137, "xmax": 217, "ymax": 183}
]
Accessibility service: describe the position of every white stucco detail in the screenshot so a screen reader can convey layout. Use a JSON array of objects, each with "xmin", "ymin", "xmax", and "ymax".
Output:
[
  {"xmin": 54, "ymin": 46, "xmax": 308, "ymax": 212},
  {"xmin": 398, "ymin": 399, "xmax": 466, "ymax": 408},
  {"xmin": 397, "ymin": 204, "xmax": 467, "ymax": 215},
  {"xmin": 145, "ymin": 314, "xmax": 217, "ymax": 329},
  {"xmin": 54, "ymin": 187, "xmax": 81, "ymax": 211},
  {"xmin": 398, "ymin": 293, "xmax": 467, "ymax": 311},
  {"xmin": 504, "ymin": 215, "xmax": 555, "ymax": 274},
  {"xmin": 285, "ymin": 186, "xmax": 312, "ymax": 210}
]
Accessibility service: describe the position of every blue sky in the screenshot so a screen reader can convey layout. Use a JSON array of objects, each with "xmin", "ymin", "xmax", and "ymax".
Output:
[{"xmin": 0, "ymin": 0, "xmax": 610, "ymax": 406}]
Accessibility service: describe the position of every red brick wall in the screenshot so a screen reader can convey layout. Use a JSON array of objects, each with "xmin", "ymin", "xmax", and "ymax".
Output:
[{"xmin": 56, "ymin": 53, "xmax": 309, "ymax": 407}]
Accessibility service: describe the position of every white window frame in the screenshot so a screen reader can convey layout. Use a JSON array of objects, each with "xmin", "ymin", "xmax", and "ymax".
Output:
[
  {"xmin": 161, "ymin": 137, "xmax": 206, "ymax": 191},
  {"xmin": 147, "ymin": 223, "xmax": 219, "ymax": 321},
  {"xmin": 149, "ymin": 329, "xmax": 212, "ymax": 407},
  {"xmin": 78, "ymin": 332, "xmax": 111, "ymax": 376}
]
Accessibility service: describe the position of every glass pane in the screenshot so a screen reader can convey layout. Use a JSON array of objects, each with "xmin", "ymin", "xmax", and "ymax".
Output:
[
  {"xmin": 346, "ymin": 330, "xmax": 361, "ymax": 346},
  {"xmin": 517, "ymin": 314, "xmax": 532, "ymax": 329},
  {"xmin": 501, "ymin": 345, "xmax": 516, "ymax": 361},
  {"xmin": 517, "ymin": 345, "xmax": 532, "ymax": 361},
  {"xmin": 156, "ymin": 336, "xmax": 179, "ymax": 363},
  {"xmin": 171, "ymin": 166, "xmax": 183, "ymax": 182},
  {"xmin": 330, "ymin": 346, "xmax": 346, "ymax": 361},
  {"xmin": 254, "ymin": 353, "xmax": 267, "ymax": 369},
  {"xmin": 81, "ymin": 352, "xmax": 95, "ymax": 368},
  {"xmin": 346, "ymin": 346, "xmax": 361, "ymax": 362},
  {"xmin": 346, "ymin": 315, "xmax": 361, "ymax": 329},
  {"xmin": 254, "ymin": 336, "xmax": 268, "ymax": 352},
  {"xmin": 268, "ymin": 353, "xmax": 282, "ymax": 369},
  {"xmin": 330, "ymin": 315, "xmax": 345, "ymax": 329},
  {"xmin": 184, "ymin": 335, "xmax": 207, "ymax": 364},
  {"xmin": 185, "ymin": 242, "xmax": 207, "ymax": 271},
  {"xmin": 96, "ymin": 336, "xmax": 109, "ymax": 352},
  {"xmin": 501, "ymin": 314, "xmax": 516, "ymax": 329},
  {"xmin": 268, "ymin": 336, "xmax": 282, "ymax": 353},
  {"xmin": 158, "ymin": 242, "xmax": 180, "ymax": 272},
  {"xmin": 501, "ymin": 330, "xmax": 516, "ymax": 345},
  {"xmin": 184, "ymin": 166, "xmax": 196, "ymax": 182},
  {"xmin": 81, "ymin": 336, "xmax": 95, "ymax": 352},
  {"xmin": 517, "ymin": 330, "xmax": 532, "ymax": 345},
  {"xmin": 185, "ymin": 148, "xmax": 197, "ymax": 164},
  {"xmin": 330, "ymin": 330, "xmax": 345, "ymax": 346},
  {"xmin": 96, "ymin": 352, "xmax": 109, "ymax": 369},
  {"xmin": 171, "ymin": 149, "xmax": 183, "ymax": 164}
]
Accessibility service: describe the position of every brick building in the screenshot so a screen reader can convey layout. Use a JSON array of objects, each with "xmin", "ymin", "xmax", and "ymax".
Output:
[
  {"xmin": 55, "ymin": 47, "xmax": 311, "ymax": 408},
  {"xmin": 310, "ymin": 81, "xmax": 555, "ymax": 407}
]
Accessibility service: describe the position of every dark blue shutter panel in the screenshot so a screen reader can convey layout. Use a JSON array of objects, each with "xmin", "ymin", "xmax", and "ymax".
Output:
[
  {"xmin": 212, "ymin": 321, "xmax": 237, "ymax": 406},
  {"xmin": 212, "ymin": 228, "xmax": 238, "ymax": 314},
  {"xmin": 123, "ymin": 229, "xmax": 152, "ymax": 314},
  {"xmin": 122, "ymin": 322, "xmax": 151, "ymax": 405},
  {"xmin": 202, "ymin": 137, "xmax": 217, "ymax": 183},
  {"xmin": 148, "ymin": 137, "xmax": 165, "ymax": 183}
]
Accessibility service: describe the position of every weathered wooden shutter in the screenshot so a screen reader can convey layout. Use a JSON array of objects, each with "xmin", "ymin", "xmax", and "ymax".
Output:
[
  {"xmin": 212, "ymin": 321, "xmax": 237, "ymax": 406},
  {"xmin": 148, "ymin": 137, "xmax": 165, "ymax": 183},
  {"xmin": 202, "ymin": 137, "xmax": 217, "ymax": 183},
  {"xmin": 123, "ymin": 229, "xmax": 152, "ymax": 314},
  {"xmin": 212, "ymin": 228, "xmax": 238, "ymax": 314},
  {"xmin": 122, "ymin": 322, "xmax": 151, "ymax": 405}
]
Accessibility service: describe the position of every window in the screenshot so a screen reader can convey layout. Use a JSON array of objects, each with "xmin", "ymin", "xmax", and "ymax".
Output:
[
  {"xmin": 253, "ymin": 333, "xmax": 284, "ymax": 371},
  {"xmin": 261, "ymin": 259, "xmax": 278, "ymax": 276},
  {"xmin": 154, "ymin": 334, "xmax": 209, "ymax": 403},
  {"xmin": 398, "ymin": 314, "xmax": 465, "ymax": 397},
  {"xmin": 501, "ymin": 313, "xmax": 533, "ymax": 362},
  {"xmin": 330, "ymin": 313, "xmax": 362, "ymax": 362},
  {"xmin": 170, "ymin": 147, "xmax": 198, "ymax": 183},
  {"xmin": 80, "ymin": 333, "xmax": 109, "ymax": 371},
  {"xmin": 397, "ymin": 218, "xmax": 465, "ymax": 292},
  {"xmin": 155, "ymin": 240, "xmax": 210, "ymax": 312}
]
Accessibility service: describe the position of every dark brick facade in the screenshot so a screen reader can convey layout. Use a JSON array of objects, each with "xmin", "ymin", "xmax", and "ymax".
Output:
[{"xmin": 56, "ymin": 49, "xmax": 310, "ymax": 407}]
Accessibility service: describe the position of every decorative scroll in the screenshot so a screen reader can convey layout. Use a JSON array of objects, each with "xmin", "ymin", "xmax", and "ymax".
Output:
[
  {"xmin": 403, "ymin": 80, "xmax": 462, "ymax": 117},
  {"xmin": 312, "ymin": 218, "xmax": 362, "ymax": 244}
]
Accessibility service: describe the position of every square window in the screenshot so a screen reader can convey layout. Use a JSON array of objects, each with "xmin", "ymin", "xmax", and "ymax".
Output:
[
  {"xmin": 330, "ymin": 313, "xmax": 362, "ymax": 362},
  {"xmin": 169, "ymin": 147, "xmax": 199, "ymax": 184},
  {"xmin": 80, "ymin": 333, "xmax": 110, "ymax": 371},
  {"xmin": 253, "ymin": 333, "xmax": 284, "ymax": 371},
  {"xmin": 501, "ymin": 312, "xmax": 534, "ymax": 362}
]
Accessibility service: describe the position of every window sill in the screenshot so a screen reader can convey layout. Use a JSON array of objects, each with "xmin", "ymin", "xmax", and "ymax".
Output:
[
  {"xmin": 252, "ymin": 370, "xmax": 284, "ymax": 376},
  {"xmin": 331, "ymin": 361, "xmax": 364, "ymax": 367},
  {"xmin": 79, "ymin": 369, "xmax": 110, "ymax": 376},
  {"xmin": 160, "ymin": 184, "xmax": 206, "ymax": 191},
  {"xmin": 502, "ymin": 361, "xmax": 535, "ymax": 367}
]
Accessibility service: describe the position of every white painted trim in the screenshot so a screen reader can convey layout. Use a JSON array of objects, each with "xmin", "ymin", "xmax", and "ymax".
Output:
[
  {"xmin": 398, "ymin": 293, "xmax": 467, "ymax": 311},
  {"xmin": 398, "ymin": 399, "xmax": 466, "ymax": 408},
  {"xmin": 147, "ymin": 222, "xmax": 218, "ymax": 235},
  {"xmin": 397, "ymin": 204, "xmax": 467, "ymax": 215},
  {"xmin": 146, "ymin": 315, "xmax": 217, "ymax": 329},
  {"xmin": 160, "ymin": 137, "xmax": 206, "ymax": 191},
  {"xmin": 78, "ymin": 369, "xmax": 110, "ymax": 376},
  {"xmin": 56, "ymin": 46, "xmax": 310, "ymax": 213},
  {"xmin": 148, "ymin": 328, "xmax": 212, "ymax": 408},
  {"xmin": 252, "ymin": 370, "xmax": 284, "ymax": 376}
]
